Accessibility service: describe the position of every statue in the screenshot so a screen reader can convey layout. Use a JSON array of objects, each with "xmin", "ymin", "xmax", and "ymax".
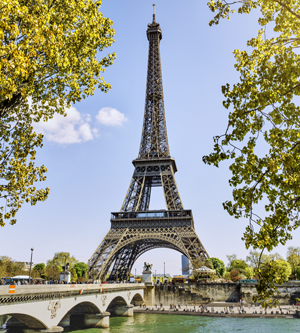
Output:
[
  {"xmin": 143, "ymin": 262, "xmax": 153, "ymax": 272},
  {"xmin": 62, "ymin": 263, "xmax": 69, "ymax": 272}
]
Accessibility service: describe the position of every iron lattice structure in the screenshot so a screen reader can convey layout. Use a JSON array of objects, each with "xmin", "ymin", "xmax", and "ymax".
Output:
[{"xmin": 89, "ymin": 11, "xmax": 209, "ymax": 281}]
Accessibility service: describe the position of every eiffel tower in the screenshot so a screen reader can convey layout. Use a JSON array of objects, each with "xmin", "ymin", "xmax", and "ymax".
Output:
[{"xmin": 88, "ymin": 6, "xmax": 209, "ymax": 281}]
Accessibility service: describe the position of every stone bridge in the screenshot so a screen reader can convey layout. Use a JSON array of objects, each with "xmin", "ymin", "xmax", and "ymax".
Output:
[{"xmin": 0, "ymin": 283, "xmax": 145, "ymax": 332}]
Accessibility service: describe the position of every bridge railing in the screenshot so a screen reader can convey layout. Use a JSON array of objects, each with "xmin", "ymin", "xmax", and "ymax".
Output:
[{"xmin": 0, "ymin": 283, "xmax": 145, "ymax": 296}]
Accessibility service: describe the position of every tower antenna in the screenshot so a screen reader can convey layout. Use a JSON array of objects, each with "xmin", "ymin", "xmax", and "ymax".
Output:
[{"xmin": 153, "ymin": 4, "xmax": 156, "ymax": 22}]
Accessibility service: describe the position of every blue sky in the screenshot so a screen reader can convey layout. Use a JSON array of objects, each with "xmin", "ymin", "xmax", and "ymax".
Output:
[{"xmin": 1, "ymin": 0, "xmax": 299, "ymax": 275}]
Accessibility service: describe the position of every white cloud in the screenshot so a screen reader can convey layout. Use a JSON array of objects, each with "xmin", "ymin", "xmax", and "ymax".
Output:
[
  {"xmin": 96, "ymin": 107, "xmax": 128, "ymax": 126},
  {"xmin": 34, "ymin": 106, "xmax": 97, "ymax": 144}
]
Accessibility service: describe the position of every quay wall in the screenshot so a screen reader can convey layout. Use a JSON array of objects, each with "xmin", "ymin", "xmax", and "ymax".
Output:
[{"xmin": 145, "ymin": 283, "xmax": 300, "ymax": 306}]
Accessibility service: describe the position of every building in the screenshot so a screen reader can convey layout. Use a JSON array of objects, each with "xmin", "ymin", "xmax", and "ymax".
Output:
[{"xmin": 181, "ymin": 255, "xmax": 190, "ymax": 275}]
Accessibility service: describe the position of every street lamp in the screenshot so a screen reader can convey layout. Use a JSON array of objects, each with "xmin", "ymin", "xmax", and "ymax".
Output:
[
  {"xmin": 64, "ymin": 254, "xmax": 67, "ymax": 281},
  {"xmin": 28, "ymin": 248, "xmax": 34, "ymax": 284},
  {"xmin": 135, "ymin": 268, "xmax": 136, "ymax": 280},
  {"xmin": 164, "ymin": 262, "xmax": 165, "ymax": 279}
]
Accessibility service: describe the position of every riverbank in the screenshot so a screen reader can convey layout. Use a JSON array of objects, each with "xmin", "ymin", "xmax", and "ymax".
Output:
[
  {"xmin": 134, "ymin": 304, "xmax": 297, "ymax": 319},
  {"xmin": 134, "ymin": 309, "xmax": 294, "ymax": 318}
]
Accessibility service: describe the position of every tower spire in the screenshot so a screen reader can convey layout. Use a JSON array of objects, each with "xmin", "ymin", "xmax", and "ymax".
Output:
[{"xmin": 139, "ymin": 5, "xmax": 167, "ymax": 159}]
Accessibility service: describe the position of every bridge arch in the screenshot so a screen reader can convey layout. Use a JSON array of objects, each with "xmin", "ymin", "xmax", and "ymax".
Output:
[
  {"xmin": 55, "ymin": 300, "xmax": 102, "ymax": 327},
  {"xmin": 106, "ymin": 295, "xmax": 128, "ymax": 316},
  {"xmin": 130, "ymin": 292, "xmax": 144, "ymax": 306},
  {"xmin": 5, "ymin": 313, "xmax": 47, "ymax": 329}
]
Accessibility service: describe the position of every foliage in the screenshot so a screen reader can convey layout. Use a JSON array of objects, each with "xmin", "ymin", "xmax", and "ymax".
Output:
[
  {"xmin": 207, "ymin": 257, "xmax": 226, "ymax": 276},
  {"xmin": 45, "ymin": 265, "xmax": 61, "ymax": 281},
  {"xmin": 295, "ymin": 265, "xmax": 300, "ymax": 280},
  {"xmin": 0, "ymin": 118, "xmax": 48, "ymax": 227},
  {"xmin": 0, "ymin": 256, "xmax": 27, "ymax": 277},
  {"xmin": 205, "ymin": 0, "xmax": 300, "ymax": 300},
  {"xmin": 45, "ymin": 252, "xmax": 78, "ymax": 280},
  {"xmin": 70, "ymin": 268, "xmax": 78, "ymax": 282},
  {"xmin": 229, "ymin": 270, "xmax": 241, "ymax": 282},
  {"xmin": 191, "ymin": 258, "xmax": 215, "ymax": 279},
  {"xmin": 32, "ymin": 263, "xmax": 45, "ymax": 278},
  {"xmin": 229, "ymin": 259, "xmax": 248, "ymax": 272},
  {"xmin": 287, "ymin": 246, "xmax": 300, "ymax": 257},
  {"xmin": 226, "ymin": 254, "xmax": 238, "ymax": 269},
  {"xmin": 286, "ymin": 247, "xmax": 300, "ymax": 277},
  {"xmin": 244, "ymin": 266, "xmax": 254, "ymax": 279},
  {"xmin": 255, "ymin": 260, "xmax": 292, "ymax": 307},
  {"xmin": 246, "ymin": 251, "xmax": 268, "ymax": 268},
  {"xmin": 246, "ymin": 250, "xmax": 282, "ymax": 268},
  {"xmin": 33, "ymin": 263, "xmax": 45, "ymax": 271},
  {"xmin": 191, "ymin": 258, "xmax": 214, "ymax": 270},
  {"xmin": 47, "ymin": 252, "xmax": 78, "ymax": 268},
  {"xmin": 0, "ymin": 0, "xmax": 115, "ymax": 118},
  {"xmin": 73, "ymin": 262, "xmax": 89, "ymax": 278},
  {"xmin": 0, "ymin": 0, "xmax": 116, "ymax": 227}
]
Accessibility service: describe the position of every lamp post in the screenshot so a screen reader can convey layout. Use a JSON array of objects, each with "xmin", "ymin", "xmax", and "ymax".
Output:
[
  {"xmin": 155, "ymin": 270, "xmax": 156, "ymax": 283},
  {"xmin": 164, "ymin": 262, "xmax": 165, "ymax": 279},
  {"xmin": 135, "ymin": 268, "xmax": 136, "ymax": 280},
  {"xmin": 64, "ymin": 254, "xmax": 67, "ymax": 281},
  {"xmin": 28, "ymin": 248, "xmax": 34, "ymax": 285}
]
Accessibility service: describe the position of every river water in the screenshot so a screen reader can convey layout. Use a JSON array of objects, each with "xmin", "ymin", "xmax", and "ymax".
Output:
[{"xmin": 3, "ymin": 314, "xmax": 300, "ymax": 333}]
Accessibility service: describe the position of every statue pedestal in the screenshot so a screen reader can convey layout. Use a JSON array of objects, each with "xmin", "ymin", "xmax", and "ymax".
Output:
[
  {"xmin": 143, "ymin": 270, "xmax": 153, "ymax": 283},
  {"xmin": 60, "ymin": 272, "xmax": 71, "ymax": 283}
]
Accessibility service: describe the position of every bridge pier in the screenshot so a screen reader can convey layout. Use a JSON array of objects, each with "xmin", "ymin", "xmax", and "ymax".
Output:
[
  {"xmin": 114, "ymin": 304, "xmax": 134, "ymax": 317},
  {"xmin": 83, "ymin": 312, "xmax": 110, "ymax": 328},
  {"xmin": 144, "ymin": 284, "xmax": 155, "ymax": 306}
]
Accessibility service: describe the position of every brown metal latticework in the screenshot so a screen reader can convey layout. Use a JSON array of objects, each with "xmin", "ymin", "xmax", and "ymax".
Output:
[{"xmin": 89, "ymin": 9, "xmax": 209, "ymax": 281}]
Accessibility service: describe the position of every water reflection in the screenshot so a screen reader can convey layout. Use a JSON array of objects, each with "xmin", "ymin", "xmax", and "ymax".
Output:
[{"xmin": 1, "ymin": 314, "xmax": 299, "ymax": 333}]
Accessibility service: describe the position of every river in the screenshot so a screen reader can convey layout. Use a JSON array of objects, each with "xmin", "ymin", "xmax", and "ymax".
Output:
[{"xmin": 3, "ymin": 313, "xmax": 299, "ymax": 333}]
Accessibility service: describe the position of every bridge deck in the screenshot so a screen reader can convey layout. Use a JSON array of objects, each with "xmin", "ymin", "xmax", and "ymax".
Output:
[{"xmin": 0, "ymin": 283, "xmax": 145, "ymax": 298}]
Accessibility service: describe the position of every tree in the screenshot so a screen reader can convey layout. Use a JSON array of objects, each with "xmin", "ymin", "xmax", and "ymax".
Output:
[
  {"xmin": 204, "ymin": 0, "xmax": 300, "ymax": 301},
  {"xmin": 229, "ymin": 270, "xmax": 241, "ymax": 282},
  {"xmin": 229, "ymin": 259, "xmax": 248, "ymax": 272},
  {"xmin": 73, "ymin": 262, "xmax": 89, "ymax": 279},
  {"xmin": 45, "ymin": 265, "xmax": 62, "ymax": 281},
  {"xmin": 70, "ymin": 268, "xmax": 78, "ymax": 282},
  {"xmin": 33, "ymin": 263, "xmax": 45, "ymax": 272},
  {"xmin": 295, "ymin": 265, "xmax": 300, "ymax": 280},
  {"xmin": 207, "ymin": 257, "xmax": 226, "ymax": 276},
  {"xmin": 0, "ymin": 0, "xmax": 115, "ymax": 118},
  {"xmin": 32, "ymin": 263, "xmax": 45, "ymax": 278},
  {"xmin": 0, "ymin": 121, "xmax": 49, "ymax": 227},
  {"xmin": 287, "ymin": 247, "xmax": 300, "ymax": 257},
  {"xmin": 244, "ymin": 266, "xmax": 254, "ymax": 279},
  {"xmin": 191, "ymin": 258, "xmax": 214, "ymax": 270},
  {"xmin": 226, "ymin": 254, "xmax": 238, "ymax": 269},
  {"xmin": 47, "ymin": 252, "xmax": 78, "ymax": 269},
  {"xmin": 286, "ymin": 247, "xmax": 300, "ymax": 278},
  {"xmin": 0, "ymin": 0, "xmax": 115, "ymax": 227},
  {"xmin": 246, "ymin": 251, "xmax": 268, "ymax": 268},
  {"xmin": 255, "ymin": 260, "xmax": 292, "ymax": 306}
]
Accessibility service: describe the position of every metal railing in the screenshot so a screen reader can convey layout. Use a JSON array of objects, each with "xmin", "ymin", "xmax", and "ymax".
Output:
[{"xmin": 111, "ymin": 210, "xmax": 192, "ymax": 220}]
